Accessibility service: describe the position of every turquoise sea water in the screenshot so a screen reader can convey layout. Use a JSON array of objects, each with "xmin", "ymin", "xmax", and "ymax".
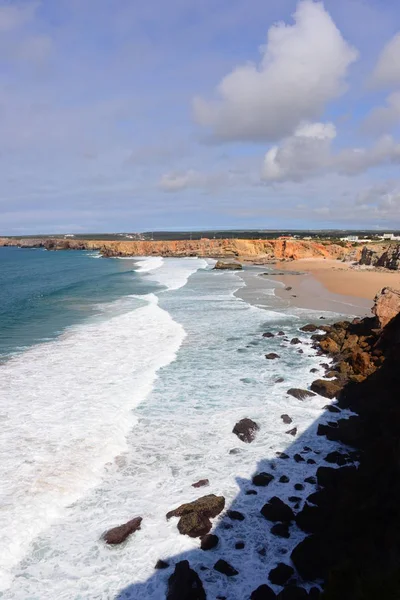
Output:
[{"xmin": 0, "ymin": 247, "xmax": 158, "ymax": 359}]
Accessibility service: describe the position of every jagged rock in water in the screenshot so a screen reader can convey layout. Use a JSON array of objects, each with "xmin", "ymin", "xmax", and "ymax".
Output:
[
  {"xmin": 252, "ymin": 472, "xmax": 274, "ymax": 487},
  {"xmin": 281, "ymin": 414, "xmax": 292, "ymax": 424},
  {"xmin": 287, "ymin": 388, "xmax": 316, "ymax": 400},
  {"xmin": 167, "ymin": 560, "xmax": 206, "ymax": 600},
  {"xmin": 269, "ymin": 563, "xmax": 294, "ymax": 585},
  {"xmin": 250, "ymin": 584, "xmax": 277, "ymax": 599},
  {"xmin": 200, "ymin": 534, "xmax": 219, "ymax": 550},
  {"xmin": 213, "ymin": 559, "xmax": 238, "ymax": 576},
  {"xmin": 277, "ymin": 586, "xmax": 309, "ymax": 599},
  {"xmin": 192, "ymin": 479, "xmax": 209, "ymax": 488},
  {"xmin": 260, "ymin": 497, "xmax": 294, "ymax": 523},
  {"xmin": 266, "ymin": 353, "xmax": 280, "ymax": 359},
  {"xmin": 286, "ymin": 427, "xmax": 297, "ymax": 436},
  {"xmin": 271, "ymin": 522, "xmax": 290, "ymax": 538},
  {"xmin": 214, "ymin": 260, "xmax": 242, "ymax": 270},
  {"xmin": 232, "ymin": 418, "xmax": 260, "ymax": 443},
  {"xmin": 227, "ymin": 510, "xmax": 245, "ymax": 521},
  {"xmin": 300, "ymin": 324, "xmax": 319, "ymax": 332},
  {"xmin": 102, "ymin": 516, "xmax": 142, "ymax": 545},
  {"xmin": 155, "ymin": 559, "xmax": 169, "ymax": 569},
  {"xmin": 311, "ymin": 379, "xmax": 342, "ymax": 399},
  {"xmin": 167, "ymin": 494, "xmax": 225, "ymax": 538}
]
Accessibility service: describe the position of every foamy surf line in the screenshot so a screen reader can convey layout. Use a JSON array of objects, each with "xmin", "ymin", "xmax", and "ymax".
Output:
[
  {"xmin": 0, "ymin": 292, "xmax": 186, "ymax": 591},
  {"xmin": 136, "ymin": 257, "xmax": 209, "ymax": 291}
]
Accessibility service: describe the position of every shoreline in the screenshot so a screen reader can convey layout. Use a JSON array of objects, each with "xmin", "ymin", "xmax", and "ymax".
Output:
[{"xmin": 235, "ymin": 265, "xmax": 372, "ymax": 318}]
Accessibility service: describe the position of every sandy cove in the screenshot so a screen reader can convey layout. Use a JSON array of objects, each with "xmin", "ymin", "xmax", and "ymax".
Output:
[{"xmin": 266, "ymin": 258, "xmax": 400, "ymax": 317}]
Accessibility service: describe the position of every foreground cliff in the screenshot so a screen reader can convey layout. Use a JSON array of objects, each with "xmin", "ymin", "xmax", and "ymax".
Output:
[
  {"xmin": 290, "ymin": 287, "xmax": 400, "ymax": 599},
  {"xmin": 0, "ymin": 237, "xmax": 352, "ymax": 262}
]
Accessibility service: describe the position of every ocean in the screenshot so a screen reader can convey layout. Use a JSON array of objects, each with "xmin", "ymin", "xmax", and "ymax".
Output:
[{"xmin": 0, "ymin": 247, "xmax": 350, "ymax": 599}]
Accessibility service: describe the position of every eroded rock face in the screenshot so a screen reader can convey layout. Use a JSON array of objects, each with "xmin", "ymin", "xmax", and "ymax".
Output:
[
  {"xmin": 310, "ymin": 379, "xmax": 342, "ymax": 399},
  {"xmin": 102, "ymin": 517, "xmax": 142, "ymax": 545},
  {"xmin": 373, "ymin": 287, "xmax": 400, "ymax": 328},
  {"xmin": 167, "ymin": 561, "xmax": 206, "ymax": 600},
  {"xmin": 232, "ymin": 418, "xmax": 260, "ymax": 443},
  {"xmin": 260, "ymin": 497, "xmax": 294, "ymax": 523}
]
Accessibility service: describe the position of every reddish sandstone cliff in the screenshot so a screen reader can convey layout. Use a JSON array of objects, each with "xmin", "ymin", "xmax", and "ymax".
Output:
[{"xmin": 0, "ymin": 237, "xmax": 352, "ymax": 261}]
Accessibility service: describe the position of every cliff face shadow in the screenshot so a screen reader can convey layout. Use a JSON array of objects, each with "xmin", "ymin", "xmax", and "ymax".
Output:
[{"xmin": 114, "ymin": 401, "xmax": 349, "ymax": 600}]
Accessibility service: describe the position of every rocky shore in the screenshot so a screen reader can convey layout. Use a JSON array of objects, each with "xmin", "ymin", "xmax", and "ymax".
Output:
[{"xmin": 152, "ymin": 287, "xmax": 400, "ymax": 599}]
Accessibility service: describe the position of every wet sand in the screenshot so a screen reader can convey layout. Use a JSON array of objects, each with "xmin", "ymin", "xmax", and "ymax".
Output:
[{"xmin": 236, "ymin": 266, "xmax": 372, "ymax": 317}]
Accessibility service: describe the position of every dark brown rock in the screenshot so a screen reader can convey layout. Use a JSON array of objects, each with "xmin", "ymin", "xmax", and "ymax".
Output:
[
  {"xmin": 268, "ymin": 563, "xmax": 294, "ymax": 585},
  {"xmin": 266, "ymin": 353, "xmax": 280, "ymax": 359},
  {"xmin": 281, "ymin": 414, "xmax": 292, "ymax": 424},
  {"xmin": 178, "ymin": 512, "xmax": 212, "ymax": 538},
  {"xmin": 263, "ymin": 332, "xmax": 275, "ymax": 338},
  {"xmin": 271, "ymin": 522, "xmax": 290, "ymax": 538},
  {"xmin": 167, "ymin": 560, "xmax": 206, "ymax": 600},
  {"xmin": 260, "ymin": 497, "xmax": 294, "ymax": 522},
  {"xmin": 102, "ymin": 517, "xmax": 142, "ymax": 545},
  {"xmin": 232, "ymin": 418, "xmax": 260, "ymax": 443},
  {"xmin": 290, "ymin": 338, "xmax": 301, "ymax": 345},
  {"xmin": 167, "ymin": 495, "xmax": 225, "ymax": 538},
  {"xmin": 200, "ymin": 534, "xmax": 219, "ymax": 550},
  {"xmin": 300, "ymin": 324, "xmax": 319, "ymax": 332},
  {"xmin": 227, "ymin": 510, "xmax": 245, "ymax": 521},
  {"xmin": 155, "ymin": 559, "xmax": 169, "ymax": 569},
  {"xmin": 286, "ymin": 427, "xmax": 297, "ymax": 436},
  {"xmin": 213, "ymin": 559, "xmax": 238, "ymax": 576},
  {"xmin": 192, "ymin": 479, "xmax": 209, "ymax": 488},
  {"xmin": 279, "ymin": 475, "xmax": 290, "ymax": 483},
  {"xmin": 310, "ymin": 379, "xmax": 342, "ymax": 399},
  {"xmin": 252, "ymin": 472, "xmax": 275, "ymax": 487},
  {"xmin": 250, "ymin": 584, "xmax": 277, "ymax": 599},
  {"xmin": 235, "ymin": 541, "xmax": 245, "ymax": 549},
  {"xmin": 287, "ymin": 388, "xmax": 316, "ymax": 400}
]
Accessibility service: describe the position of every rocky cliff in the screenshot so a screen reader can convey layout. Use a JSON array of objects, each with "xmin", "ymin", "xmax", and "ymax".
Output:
[
  {"xmin": 0, "ymin": 237, "xmax": 352, "ymax": 262},
  {"xmin": 290, "ymin": 287, "xmax": 400, "ymax": 599},
  {"xmin": 359, "ymin": 243, "xmax": 400, "ymax": 270}
]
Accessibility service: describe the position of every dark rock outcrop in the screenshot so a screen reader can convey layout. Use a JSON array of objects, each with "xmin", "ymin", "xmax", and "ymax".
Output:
[
  {"xmin": 200, "ymin": 534, "xmax": 219, "ymax": 550},
  {"xmin": 281, "ymin": 414, "xmax": 292, "ymax": 424},
  {"xmin": 266, "ymin": 353, "xmax": 280, "ymax": 360},
  {"xmin": 167, "ymin": 495, "xmax": 225, "ymax": 538},
  {"xmin": 214, "ymin": 260, "xmax": 243, "ymax": 270},
  {"xmin": 167, "ymin": 561, "xmax": 206, "ymax": 600},
  {"xmin": 260, "ymin": 497, "xmax": 294, "ymax": 523},
  {"xmin": 192, "ymin": 479, "xmax": 209, "ymax": 488},
  {"xmin": 102, "ymin": 517, "xmax": 142, "ymax": 545},
  {"xmin": 252, "ymin": 472, "xmax": 274, "ymax": 487},
  {"xmin": 250, "ymin": 584, "xmax": 277, "ymax": 599},
  {"xmin": 232, "ymin": 418, "xmax": 260, "ymax": 443},
  {"xmin": 213, "ymin": 559, "xmax": 238, "ymax": 576},
  {"xmin": 287, "ymin": 388, "xmax": 316, "ymax": 400},
  {"xmin": 268, "ymin": 563, "xmax": 294, "ymax": 585}
]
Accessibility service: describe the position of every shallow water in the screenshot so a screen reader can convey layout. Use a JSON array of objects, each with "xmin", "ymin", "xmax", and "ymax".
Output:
[{"xmin": 0, "ymin": 249, "xmax": 352, "ymax": 598}]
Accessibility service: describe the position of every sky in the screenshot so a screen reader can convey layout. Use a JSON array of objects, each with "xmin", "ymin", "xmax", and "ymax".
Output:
[{"xmin": 1, "ymin": 0, "xmax": 400, "ymax": 234}]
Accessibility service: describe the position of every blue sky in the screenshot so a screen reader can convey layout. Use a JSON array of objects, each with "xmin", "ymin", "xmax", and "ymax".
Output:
[{"xmin": 1, "ymin": 0, "xmax": 400, "ymax": 234}]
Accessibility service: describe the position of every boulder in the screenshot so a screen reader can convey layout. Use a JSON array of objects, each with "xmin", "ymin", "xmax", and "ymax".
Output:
[
  {"xmin": 266, "ymin": 353, "xmax": 280, "ymax": 360},
  {"xmin": 277, "ymin": 587, "xmax": 308, "ymax": 599},
  {"xmin": 260, "ymin": 497, "xmax": 294, "ymax": 522},
  {"xmin": 200, "ymin": 534, "xmax": 219, "ymax": 550},
  {"xmin": 373, "ymin": 287, "xmax": 400, "ymax": 328},
  {"xmin": 287, "ymin": 388, "xmax": 316, "ymax": 400},
  {"xmin": 269, "ymin": 563, "xmax": 294, "ymax": 585},
  {"xmin": 155, "ymin": 559, "xmax": 169, "ymax": 569},
  {"xmin": 227, "ymin": 510, "xmax": 245, "ymax": 521},
  {"xmin": 214, "ymin": 260, "xmax": 242, "ymax": 270},
  {"xmin": 290, "ymin": 338, "xmax": 301, "ymax": 345},
  {"xmin": 192, "ymin": 479, "xmax": 209, "ymax": 488},
  {"xmin": 213, "ymin": 559, "xmax": 238, "ymax": 576},
  {"xmin": 271, "ymin": 523, "xmax": 290, "ymax": 538},
  {"xmin": 263, "ymin": 332, "xmax": 275, "ymax": 338},
  {"xmin": 232, "ymin": 418, "xmax": 260, "ymax": 443},
  {"xmin": 235, "ymin": 541, "xmax": 245, "ymax": 549},
  {"xmin": 102, "ymin": 516, "xmax": 142, "ymax": 545},
  {"xmin": 279, "ymin": 475, "xmax": 290, "ymax": 483},
  {"xmin": 300, "ymin": 324, "xmax": 319, "ymax": 332},
  {"xmin": 167, "ymin": 560, "xmax": 206, "ymax": 600},
  {"xmin": 250, "ymin": 584, "xmax": 277, "ymax": 599},
  {"xmin": 310, "ymin": 379, "xmax": 342, "ymax": 399},
  {"xmin": 252, "ymin": 472, "xmax": 275, "ymax": 487},
  {"xmin": 286, "ymin": 427, "xmax": 297, "ymax": 436},
  {"xmin": 167, "ymin": 495, "xmax": 225, "ymax": 538},
  {"xmin": 281, "ymin": 414, "xmax": 292, "ymax": 424}
]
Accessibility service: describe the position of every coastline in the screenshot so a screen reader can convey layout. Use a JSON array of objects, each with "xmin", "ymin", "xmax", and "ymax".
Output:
[{"xmin": 235, "ymin": 266, "xmax": 372, "ymax": 318}]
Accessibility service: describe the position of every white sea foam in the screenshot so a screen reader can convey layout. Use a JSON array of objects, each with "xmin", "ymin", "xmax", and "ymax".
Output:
[
  {"xmin": 132, "ymin": 257, "xmax": 164, "ymax": 272},
  {"xmin": 141, "ymin": 257, "xmax": 208, "ymax": 291},
  {"xmin": 0, "ymin": 294, "xmax": 185, "ymax": 591}
]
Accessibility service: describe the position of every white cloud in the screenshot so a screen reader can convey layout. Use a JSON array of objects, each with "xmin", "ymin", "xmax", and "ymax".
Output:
[
  {"xmin": 371, "ymin": 32, "xmax": 400, "ymax": 89},
  {"xmin": 363, "ymin": 91, "xmax": 400, "ymax": 134},
  {"xmin": 262, "ymin": 123, "xmax": 400, "ymax": 182},
  {"xmin": 159, "ymin": 170, "xmax": 226, "ymax": 192},
  {"xmin": 193, "ymin": 0, "xmax": 358, "ymax": 142}
]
